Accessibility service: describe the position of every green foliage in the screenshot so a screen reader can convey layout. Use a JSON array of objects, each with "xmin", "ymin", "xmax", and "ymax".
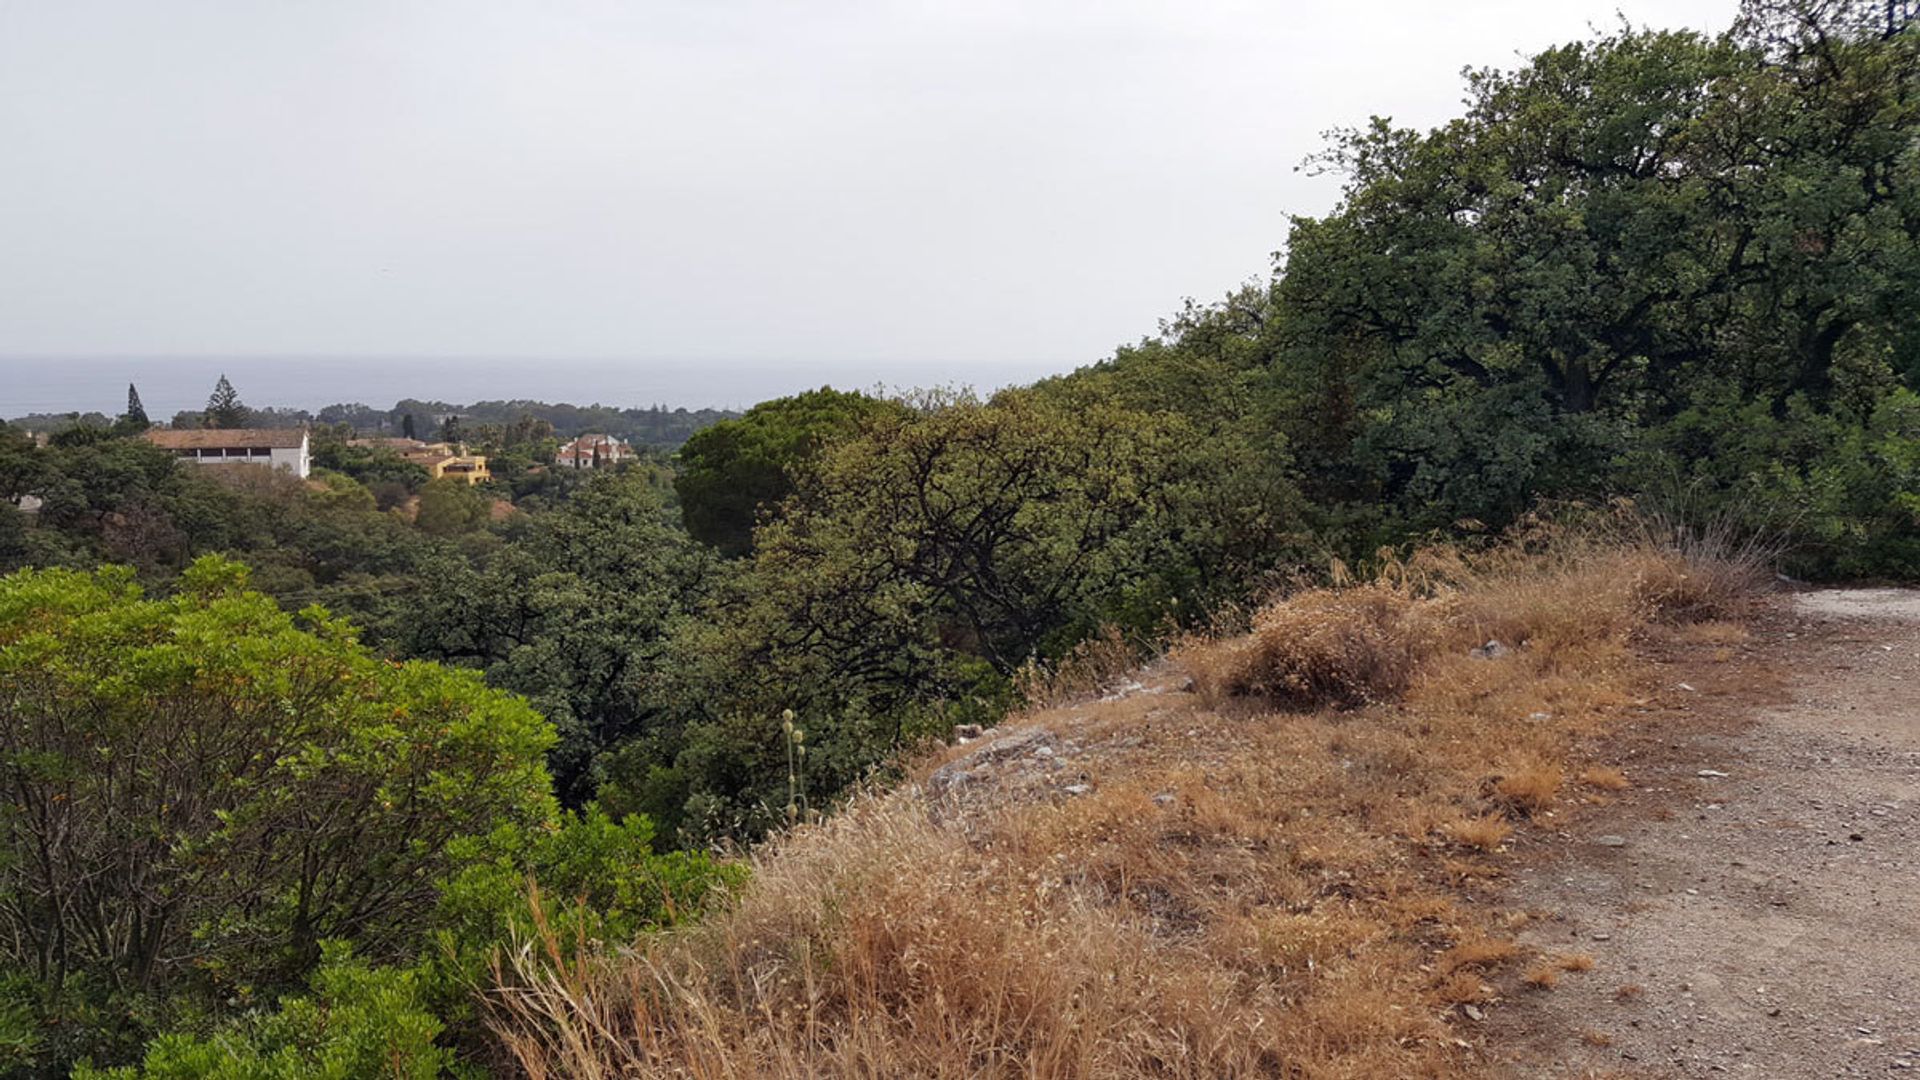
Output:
[
  {"xmin": 121, "ymin": 385, "xmax": 148, "ymax": 429},
  {"xmin": 202, "ymin": 375, "xmax": 251, "ymax": 430},
  {"xmin": 72, "ymin": 947, "xmax": 450, "ymax": 1080},
  {"xmin": 0, "ymin": 559, "xmax": 556, "ymax": 1073},
  {"xmin": 309, "ymin": 433, "xmax": 430, "ymax": 495},
  {"xmin": 414, "ymin": 478, "xmax": 490, "ymax": 537},
  {"xmin": 675, "ymin": 387, "xmax": 902, "ymax": 557},
  {"xmin": 382, "ymin": 399, "xmax": 735, "ymax": 448},
  {"xmin": 404, "ymin": 469, "xmax": 717, "ymax": 802},
  {"xmin": 0, "ymin": 431, "xmax": 455, "ymax": 621},
  {"xmin": 434, "ymin": 806, "xmax": 745, "ymax": 980},
  {"xmin": 625, "ymin": 389, "xmax": 1306, "ymax": 840},
  {"xmin": 1259, "ymin": 2, "xmax": 1920, "ymax": 568},
  {"xmin": 1627, "ymin": 387, "xmax": 1920, "ymax": 577}
]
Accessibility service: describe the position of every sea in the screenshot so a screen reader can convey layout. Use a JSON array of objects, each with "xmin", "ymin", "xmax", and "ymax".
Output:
[{"xmin": 0, "ymin": 354, "xmax": 1068, "ymax": 421}]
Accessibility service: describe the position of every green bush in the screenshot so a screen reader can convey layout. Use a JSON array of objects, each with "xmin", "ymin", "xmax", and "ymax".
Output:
[
  {"xmin": 433, "ymin": 805, "xmax": 746, "ymax": 983},
  {"xmin": 0, "ymin": 558, "xmax": 553, "ymax": 1073},
  {"xmin": 72, "ymin": 947, "xmax": 450, "ymax": 1080}
]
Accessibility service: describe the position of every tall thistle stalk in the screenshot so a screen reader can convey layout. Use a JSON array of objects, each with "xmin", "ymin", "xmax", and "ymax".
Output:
[{"xmin": 782, "ymin": 709, "xmax": 809, "ymax": 826}]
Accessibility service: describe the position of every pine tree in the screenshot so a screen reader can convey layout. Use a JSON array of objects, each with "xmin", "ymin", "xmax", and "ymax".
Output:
[
  {"xmin": 203, "ymin": 375, "xmax": 250, "ymax": 429},
  {"xmin": 402, "ymin": 413, "xmax": 418, "ymax": 441},
  {"xmin": 123, "ymin": 383, "xmax": 148, "ymax": 427}
]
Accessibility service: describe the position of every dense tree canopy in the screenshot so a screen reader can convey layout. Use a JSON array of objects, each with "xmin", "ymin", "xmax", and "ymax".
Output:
[
  {"xmin": 674, "ymin": 387, "xmax": 901, "ymax": 557},
  {"xmin": 1257, "ymin": 0, "xmax": 1920, "ymax": 563},
  {"xmin": 404, "ymin": 469, "xmax": 717, "ymax": 803}
]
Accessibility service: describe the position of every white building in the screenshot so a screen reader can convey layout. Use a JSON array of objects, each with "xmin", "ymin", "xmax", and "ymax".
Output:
[
  {"xmin": 145, "ymin": 428, "xmax": 312, "ymax": 479},
  {"xmin": 554, "ymin": 433, "xmax": 637, "ymax": 469}
]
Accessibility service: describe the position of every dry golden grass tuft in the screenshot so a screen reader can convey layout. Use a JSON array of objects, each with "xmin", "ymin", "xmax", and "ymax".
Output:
[
  {"xmin": 1579, "ymin": 766, "xmax": 1631, "ymax": 791},
  {"xmin": 1557, "ymin": 952, "xmax": 1597, "ymax": 973},
  {"xmin": 485, "ymin": 525, "xmax": 1759, "ymax": 1078},
  {"xmin": 1494, "ymin": 762, "xmax": 1564, "ymax": 817},
  {"xmin": 1521, "ymin": 964, "xmax": 1562, "ymax": 990},
  {"xmin": 1444, "ymin": 814, "xmax": 1513, "ymax": 852},
  {"xmin": 1439, "ymin": 935, "xmax": 1522, "ymax": 974}
]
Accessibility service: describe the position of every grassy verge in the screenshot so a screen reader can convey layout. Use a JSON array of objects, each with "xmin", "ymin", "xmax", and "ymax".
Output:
[{"xmin": 485, "ymin": 524, "xmax": 1762, "ymax": 1078}]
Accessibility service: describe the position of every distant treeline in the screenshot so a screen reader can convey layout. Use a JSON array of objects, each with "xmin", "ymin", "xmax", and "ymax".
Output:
[{"xmin": 8, "ymin": 397, "xmax": 739, "ymax": 447}]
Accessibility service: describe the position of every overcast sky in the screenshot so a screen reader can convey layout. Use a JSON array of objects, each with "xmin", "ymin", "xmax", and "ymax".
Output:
[{"xmin": 0, "ymin": 0, "xmax": 1741, "ymax": 408}]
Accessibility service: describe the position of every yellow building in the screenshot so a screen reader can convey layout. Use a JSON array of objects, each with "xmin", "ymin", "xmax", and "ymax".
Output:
[{"xmin": 403, "ymin": 446, "xmax": 491, "ymax": 485}]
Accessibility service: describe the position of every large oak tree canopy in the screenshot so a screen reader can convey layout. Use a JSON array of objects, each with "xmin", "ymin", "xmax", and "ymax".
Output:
[{"xmin": 1280, "ymin": 2, "xmax": 1920, "ymax": 418}]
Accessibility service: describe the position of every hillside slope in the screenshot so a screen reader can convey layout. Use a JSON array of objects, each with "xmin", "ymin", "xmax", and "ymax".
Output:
[{"xmin": 487, "ymin": 538, "xmax": 1758, "ymax": 1078}]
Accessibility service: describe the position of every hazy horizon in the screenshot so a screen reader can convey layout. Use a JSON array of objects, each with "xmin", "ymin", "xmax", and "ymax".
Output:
[
  {"xmin": 1, "ymin": 354, "xmax": 1063, "ymax": 420},
  {"xmin": 3, "ymin": 0, "xmax": 1739, "ymax": 416}
]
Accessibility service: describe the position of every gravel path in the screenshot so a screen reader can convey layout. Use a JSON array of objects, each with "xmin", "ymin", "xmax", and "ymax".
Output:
[{"xmin": 1497, "ymin": 590, "xmax": 1920, "ymax": 1078}]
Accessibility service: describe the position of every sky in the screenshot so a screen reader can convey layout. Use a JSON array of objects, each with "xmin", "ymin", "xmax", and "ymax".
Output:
[{"xmin": 0, "ymin": 0, "xmax": 1741, "ymax": 415}]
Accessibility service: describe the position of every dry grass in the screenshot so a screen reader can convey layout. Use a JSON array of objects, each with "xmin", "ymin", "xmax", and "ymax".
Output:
[
  {"xmin": 1013, "ymin": 624, "xmax": 1145, "ymax": 709},
  {"xmin": 1443, "ymin": 814, "xmax": 1513, "ymax": 852},
  {"xmin": 1494, "ymin": 762, "xmax": 1564, "ymax": 817},
  {"xmin": 1557, "ymin": 952, "xmax": 1597, "ymax": 973},
  {"xmin": 1521, "ymin": 964, "xmax": 1561, "ymax": 990},
  {"xmin": 1578, "ymin": 766, "xmax": 1631, "ymax": 791},
  {"xmin": 484, "ymin": 526, "xmax": 1758, "ymax": 1079},
  {"xmin": 1176, "ymin": 584, "xmax": 1432, "ymax": 710}
]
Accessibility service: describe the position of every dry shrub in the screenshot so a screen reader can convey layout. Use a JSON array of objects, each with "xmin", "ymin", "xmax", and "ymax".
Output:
[
  {"xmin": 1557, "ymin": 952, "xmax": 1596, "ymax": 972},
  {"xmin": 1438, "ymin": 935, "xmax": 1520, "ymax": 974},
  {"xmin": 1579, "ymin": 766, "xmax": 1631, "ymax": 791},
  {"xmin": 1521, "ymin": 964, "xmax": 1561, "ymax": 990},
  {"xmin": 486, "ymin": 784, "xmax": 1452, "ymax": 1079},
  {"xmin": 1612, "ymin": 502, "xmax": 1778, "ymax": 622},
  {"xmin": 1177, "ymin": 504, "xmax": 1764, "ymax": 717},
  {"xmin": 1176, "ymin": 585, "xmax": 1431, "ymax": 710},
  {"xmin": 1494, "ymin": 761, "xmax": 1564, "ymax": 817},
  {"xmin": 1443, "ymin": 814, "xmax": 1513, "ymax": 852}
]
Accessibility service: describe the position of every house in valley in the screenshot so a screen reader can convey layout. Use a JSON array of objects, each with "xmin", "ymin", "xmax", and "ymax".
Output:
[
  {"xmin": 405, "ymin": 446, "xmax": 491, "ymax": 485},
  {"xmin": 145, "ymin": 428, "xmax": 312, "ymax": 479},
  {"xmin": 347, "ymin": 437, "xmax": 492, "ymax": 485},
  {"xmin": 554, "ymin": 433, "xmax": 636, "ymax": 469}
]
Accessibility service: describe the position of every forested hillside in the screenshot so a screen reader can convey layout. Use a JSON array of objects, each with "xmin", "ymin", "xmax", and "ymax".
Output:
[{"xmin": 0, "ymin": 0, "xmax": 1916, "ymax": 1074}]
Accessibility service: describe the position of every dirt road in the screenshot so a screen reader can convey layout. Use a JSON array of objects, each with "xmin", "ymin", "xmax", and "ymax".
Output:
[{"xmin": 1498, "ymin": 589, "xmax": 1920, "ymax": 1077}]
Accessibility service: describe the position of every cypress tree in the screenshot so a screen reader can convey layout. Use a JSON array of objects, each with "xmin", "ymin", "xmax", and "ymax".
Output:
[
  {"xmin": 402, "ymin": 413, "xmax": 418, "ymax": 441},
  {"xmin": 123, "ymin": 383, "xmax": 148, "ymax": 427}
]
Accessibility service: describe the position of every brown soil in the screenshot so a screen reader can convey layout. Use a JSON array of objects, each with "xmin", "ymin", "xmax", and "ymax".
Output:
[{"xmin": 1496, "ymin": 590, "xmax": 1920, "ymax": 1077}]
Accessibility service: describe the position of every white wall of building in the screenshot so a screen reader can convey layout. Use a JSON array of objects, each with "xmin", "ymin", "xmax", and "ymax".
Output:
[{"xmin": 171, "ymin": 435, "xmax": 310, "ymax": 479}]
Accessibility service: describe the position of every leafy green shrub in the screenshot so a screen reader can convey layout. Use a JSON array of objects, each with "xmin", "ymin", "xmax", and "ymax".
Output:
[
  {"xmin": 72, "ymin": 947, "xmax": 450, "ymax": 1080},
  {"xmin": 434, "ymin": 806, "xmax": 746, "ymax": 983},
  {"xmin": 0, "ymin": 557, "xmax": 555, "ymax": 1073}
]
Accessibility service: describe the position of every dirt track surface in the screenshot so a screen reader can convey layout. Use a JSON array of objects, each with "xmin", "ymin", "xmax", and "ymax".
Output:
[{"xmin": 1498, "ymin": 590, "xmax": 1920, "ymax": 1077}]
